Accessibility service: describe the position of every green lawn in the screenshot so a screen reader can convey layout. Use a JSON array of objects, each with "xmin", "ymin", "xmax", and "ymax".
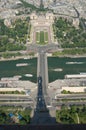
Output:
[
  {"xmin": 36, "ymin": 31, "xmax": 48, "ymax": 45},
  {"xmin": 40, "ymin": 31, "xmax": 44, "ymax": 44},
  {"xmin": 44, "ymin": 32, "xmax": 48, "ymax": 42},
  {"xmin": 36, "ymin": 32, "xmax": 40, "ymax": 42}
]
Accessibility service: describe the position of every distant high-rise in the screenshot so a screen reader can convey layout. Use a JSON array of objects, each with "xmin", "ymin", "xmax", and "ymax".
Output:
[
  {"xmin": 53, "ymin": 0, "xmax": 56, "ymax": 3},
  {"xmin": 40, "ymin": 0, "xmax": 44, "ymax": 9}
]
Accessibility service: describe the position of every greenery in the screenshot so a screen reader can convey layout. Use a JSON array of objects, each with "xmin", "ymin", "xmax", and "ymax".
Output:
[
  {"xmin": 20, "ymin": 0, "xmax": 49, "ymax": 12},
  {"xmin": 28, "ymin": 52, "xmax": 35, "ymax": 56},
  {"xmin": 52, "ymin": 48, "xmax": 86, "ymax": 56},
  {"xmin": 45, "ymin": 32, "xmax": 48, "ymax": 42},
  {"xmin": 0, "ymin": 90, "xmax": 25, "ymax": 95},
  {"xmin": 0, "ymin": 110, "xmax": 10, "ymax": 124},
  {"xmin": 61, "ymin": 90, "xmax": 86, "ymax": 94},
  {"xmin": 61, "ymin": 99, "xmax": 86, "ymax": 102},
  {"xmin": 1, "ymin": 52, "xmax": 22, "ymax": 58},
  {"xmin": 61, "ymin": 90, "xmax": 72, "ymax": 94},
  {"xmin": 20, "ymin": 0, "xmax": 37, "ymax": 10},
  {"xmin": 63, "ymin": 48, "xmax": 86, "ymax": 55},
  {"xmin": 56, "ymin": 105, "xmax": 86, "ymax": 124},
  {"xmin": 19, "ymin": 109, "xmax": 31, "ymax": 124},
  {"xmin": 36, "ymin": 32, "xmax": 40, "ymax": 42},
  {"xmin": 36, "ymin": 31, "xmax": 48, "ymax": 45},
  {"xmin": 40, "ymin": 31, "xmax": 45, "ymax": 43},
  {"xmin": 0, "ymin": 18, "xmax": 30, "ymax": 52},
  {"xmin": 0, "ymin": 107, "xmax": 31, "ymax": 124},
  {"xmin": 53, "ymin": 17, "xmax": 86, "ymax": 55}
]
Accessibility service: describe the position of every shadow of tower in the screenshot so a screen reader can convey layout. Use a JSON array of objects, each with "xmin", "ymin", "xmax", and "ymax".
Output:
[{"xmin": 31, "ymin": 76, "xmax": 56, "ymax": 124}]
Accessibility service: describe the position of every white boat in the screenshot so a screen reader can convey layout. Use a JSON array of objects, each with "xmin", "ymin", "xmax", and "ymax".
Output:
[
  {"xmin": 80, "ymin": 73, "xmax": 86, "ymax": 75},
  {"xmin": 24, "ymin": 74, "xmax": 33, "ymax": 77},
  {"xmin": 14, "ymin": 75, "xmax": 22, "ymax": 78},
  {"xmin": 66, "ymin": 62, "xmax": 84, "ymax": 64},
  {"xmin": 54, "ymin": 68, "xmax": 63, "ymax": 72},
  {"xmin": 24, "ymin": 57, "xmax": 30, "ymax": 59},
  {"xmin": 16, "ymin": 63, "xmax": 28, "ymax": 67}
]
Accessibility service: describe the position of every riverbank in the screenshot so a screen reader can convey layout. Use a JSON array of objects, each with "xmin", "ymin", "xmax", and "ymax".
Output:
[
  {"xmin": 0, "ymin": 55, "xmax": 34, "ymax": 61},
  {"xmin": 57, "ymin": 54, "xmax": 86, "ymax": 58},
  {"xmin": 0, "ymin": 56, "xmax": 24, "ymax": 61},
  {"xmin": 0, "ymin": 53, "xmax": 86, "ymax": 62}
]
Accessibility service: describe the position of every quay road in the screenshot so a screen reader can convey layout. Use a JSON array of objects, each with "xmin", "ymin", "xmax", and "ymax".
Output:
[
  {"xmin": 0, "ymin": 94, "xmax": 33, "ymax": 99},
  {"xmin": 52, "ymin": 101, "xmax": 86, "ymax": 107},
  {"xmin": 27, "ymin": 43, "xmax": 62, "ymax": 53},
  {"xmin": 55, "ymin": 94, "xmax": 86, "ymax": 99},
  {"xmin": 0, "ymin": 99, "xmax": 33, "ymax": 101},
  {"xmin": 0, "ymin": 102, "xmax": 33, "ymax": 107},
  {"xmin": 53, "ymin": 93, "xmax": 86, "ymax": 106},
  {"xmin": 0, "ymin": 94, "xmax": 34, "ymax": 107}
]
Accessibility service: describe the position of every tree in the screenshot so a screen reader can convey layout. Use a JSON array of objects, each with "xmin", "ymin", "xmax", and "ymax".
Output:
[{"xmin": 70, "ymin": 105, "xmax": 76, "ymax": 113}]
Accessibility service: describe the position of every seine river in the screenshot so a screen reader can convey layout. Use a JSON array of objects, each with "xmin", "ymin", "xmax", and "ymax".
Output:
[{"xmin": 0, "ymin": 57, "xmax": 86, "ymax": 83}]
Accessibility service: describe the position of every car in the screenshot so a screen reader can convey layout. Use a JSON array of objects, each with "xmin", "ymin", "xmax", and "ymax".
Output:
[
  {"xmin": 38, "ymin": 76, "xmax": 42, "ymax": 84},
  {"xmin": 39, "ymin": 98, "xmax": 41, "ymax": 101}
]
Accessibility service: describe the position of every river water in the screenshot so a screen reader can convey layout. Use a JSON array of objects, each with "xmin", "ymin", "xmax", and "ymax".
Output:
[{"xmin": 0, "ymin": 57, "xmax": 86, "ymax": 83}]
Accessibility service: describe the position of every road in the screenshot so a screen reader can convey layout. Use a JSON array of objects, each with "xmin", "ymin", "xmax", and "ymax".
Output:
[
  {"xmin": 27, "ymin": 43, "xmax": 61, "ymax": 53},
  {"xmin": 38, "ymin": 52, "xmax": 48, "ymax": 95},
  {"xmin": 52, "ymin": 101, "xmax": 86, "ymax": 106},
  {"xmin": 73, "ymin": 6, "xmax": 86, "ymax": 31},
  {"xmin": 0, "ymin": 94, "xmax": 34, "ymax": 107},
  {"xmin": 55, "ymin": 94, "xmax": 86, "ymax": 99},
  {"xmin": 36, "ymin": 76, "xmax": 47, "ymax": 111},
  {"xmin": 0, "ymin": 101, "xmax": 33, "ymax": 107},
  {"xmin": 0, "ymin": 94, "xmax": 32, "ymax": 99}
]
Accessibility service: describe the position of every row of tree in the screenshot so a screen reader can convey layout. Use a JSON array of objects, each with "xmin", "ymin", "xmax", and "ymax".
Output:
[
  {"xmin": 53, "ymin": 17, "xmax": 86, "ymax": 49},
  {"xmin": 52, "ymin": 47, "xmax": 86, "ymax": 56},
  {"xmin": 0, "ymin": 108, "xmax": 31, "ymax": 124},
  {"xmin": 0, "ymin": 18, "xmax": 30, "ymax": 52},
  {"xmin": 0, "ymin": 90, "xmax": 25, "ymax": 94},
  {"xmin": 56, "ymin": 105, "xmax": 86, "ymax": 124}
]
